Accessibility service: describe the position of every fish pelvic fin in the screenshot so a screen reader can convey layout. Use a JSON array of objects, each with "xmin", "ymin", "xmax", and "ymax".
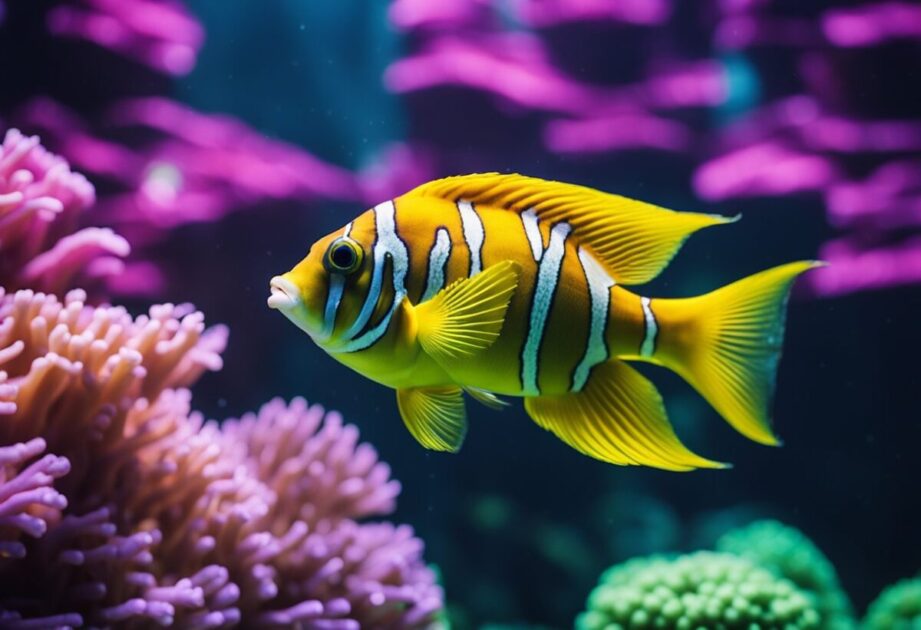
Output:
[
  {"xmin": 524, "ymin": 360, "xmax": 725, "ymax": 471},
  {"xmin": 414, "ymin": 259, "xmax": 520, "ymax": 363},
  {"xmin": 402, "ymin": 173, "xmax": 735, "ymax": 285},
  {"xmin": 465, "ymin": 386, "xmax": 510, "ymax": 410},
  {"xmin": 396, "ymin": 386, "xmax": 467, "ymax": 452},
  {"xmin": 647, "ymin": 261, "xmax": 824, "ymax": 446}
]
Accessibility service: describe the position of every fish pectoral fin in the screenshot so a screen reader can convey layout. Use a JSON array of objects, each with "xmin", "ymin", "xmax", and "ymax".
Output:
[
  {"xmin": 402, "ymin": 173, "xmax": 735, "ymax": 285},
  {"xmin": 524, "ymin": 360, "xmax": 726, "ymax": 471},
  {"xmin": 396, "ymin": 386, "xmax": 468, "ymax": 452},
  {"xmin": 414, "ymin": 260, "xmax": 520, "ymax": 363},
  {"xmin": 465, "ymin": 386, "xmax": 510, "ymax": 410}
]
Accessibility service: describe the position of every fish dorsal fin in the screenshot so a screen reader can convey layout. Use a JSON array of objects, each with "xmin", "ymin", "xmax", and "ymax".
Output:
[
  {"xmin": 403, "ymin": 173, "xmax": 736, "ymax": 285},
  {"xmin": 414, "ymin": 260, "xmax": 520, "ymax": 362},
  {"xmin": 396, "ymin": 386, "xmax": 467, "ymax": 452}
]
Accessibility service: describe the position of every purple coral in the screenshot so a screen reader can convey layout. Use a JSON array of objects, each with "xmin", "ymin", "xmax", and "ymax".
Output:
[
  {"xmin": 0, "ymin": 438, "xmax": 70, "ymax": 560},
  {"xmin": 213, "ymin": 399, "xmax": 441, "ymax": 628},
  {"xmin": 0, "ymin": 129, "xmax": 128, "ymax": 296},
  {"xmin": 0, "ymin": 287, "xmax": 228, "ymax": 626},
  {"xmin": 218, "ymin": 398, "xmax": 401, "ymax": 527},
  {"xmin": 0, "ymin": 287, "xmax": 441, "ymax": 627}
]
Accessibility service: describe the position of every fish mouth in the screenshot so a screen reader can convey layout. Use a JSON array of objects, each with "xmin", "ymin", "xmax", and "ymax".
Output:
[{"xmin": 267, "ymin": 276, "xmax": 300, "ymax": 310}]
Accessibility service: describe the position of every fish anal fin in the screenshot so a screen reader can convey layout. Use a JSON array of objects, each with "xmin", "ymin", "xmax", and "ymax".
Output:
[
  {"xmin": 414, "ymin": 260, "xmax": 519, "ymax": 362},
  {"xmin": 396, "ymin": 386, "xmax": 467, "ymax": 452},
  {"xmin": 403, "ymin": 173, "xmax": 735, "ymax": 285},
  {"xmin": 524, "ymin": 360, "xmax": 725, "ymax": 471},
  {"xmin": 465, "ymin": 386, "xmax": 509, "ymax": 410}
]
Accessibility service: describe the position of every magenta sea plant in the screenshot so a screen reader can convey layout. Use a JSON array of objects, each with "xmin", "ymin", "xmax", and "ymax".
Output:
[
  {"xmin": 0, "ymin": 130, "xmax": 444, "ymax": 628},
  {"xmin": 386, "ymin": 0, "xmax": 921, "ymax": 298},
  {"xmin": 14, "ymin": 97, "xmax": 433, "ymax": 299},
  {"xmin": 697, "ymin": 1, "xmax": 921, "ymax": 297},
  {"xmin": 8, "ymin": 0, "xmax": 432, "ymax": 301},
  {"xmin": 46, "ymin": 0, "xmax": 205, "ymax": 77}
]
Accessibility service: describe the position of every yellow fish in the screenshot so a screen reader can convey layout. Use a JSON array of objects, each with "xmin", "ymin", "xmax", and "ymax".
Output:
[{"xmin": 268, "ymin": 173, "xmax": 819, "ymax": 471}]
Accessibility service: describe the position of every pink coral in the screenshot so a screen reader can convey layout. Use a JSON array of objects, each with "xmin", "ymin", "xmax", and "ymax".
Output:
[
  {"xmin": 0, "ymin": 438, "xmax": 70, "ymax": 559},
  {"xmin": 0, "ymin": 286, "xmax": 441, "ymax": 627},
  {"xmin": 0, "ymin": 129, "xmax": 128, "ymax": 296}
]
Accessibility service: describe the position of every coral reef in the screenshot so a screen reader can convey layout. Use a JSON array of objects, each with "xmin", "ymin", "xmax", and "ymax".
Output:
[
  {"xmin": 0, "ymin": 287, "xmax": 228, "ymax": 626},
  {"xmin": 0, "ymin": 128, "xmax": 126, "ymax": 296},
  {"xmin": 579, "ymin": 519, "xmax": 921, "ymax": 630},
  {"xmin": 576, "ymin": 551, "xmax": 821, "ymax": 629},
  {"xmin": 0, "ymin": 290, "xmax": 441, "ymax": 628},
  {"xmin": 0, "ymin": 129, "xmax": 443, "ymax": 627},
  {"xmin": 863, "ymin": 578, "xmax": 921, "ymax": 630},
  {"xmin": 716, "ymin": 520, "xmax": 855, "ymax": 629}
]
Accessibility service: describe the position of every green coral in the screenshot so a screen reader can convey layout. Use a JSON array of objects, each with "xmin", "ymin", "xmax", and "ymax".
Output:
[
  {"xmin": 576, "ymin": 551, "xmax": 820, "ymax": 630},
  {"xmin": 716, "ymin": 520, "xmax": 855, "ymax": 629},
  {"xmin": 863, "ymin": 578, "xmax": 921, "ymax": 629},
  {"xmin": 716, "ymin": 521, "xmax": 856, "ymax": 630}
]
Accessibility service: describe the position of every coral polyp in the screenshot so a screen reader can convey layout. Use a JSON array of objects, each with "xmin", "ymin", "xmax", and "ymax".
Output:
[{"xmin": 577, "ymin": 551, "xmax": 820, "ymax": 630}]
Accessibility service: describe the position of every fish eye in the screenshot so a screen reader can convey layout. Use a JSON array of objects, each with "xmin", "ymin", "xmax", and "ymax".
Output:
[{"xmin": 323, "ymin": 237, "xmax": 363, "ymax": 275}]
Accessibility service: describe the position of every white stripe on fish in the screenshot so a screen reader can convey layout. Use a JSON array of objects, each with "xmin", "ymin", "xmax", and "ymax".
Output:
[
  {"xmin": 458, "ymin": 200, "xmax": 485, "ymax": 276},
  {"xmin": 339, "ymin": 200, "xmax": 408, "ymax": 352},
  {"xmin": 521, "ymin": 219, "xmax": 571, "ymax": 395},
  {"xmin": 422, "ymin": 227, "xmax": 452, "ymax": 302},
  {"xmin": 640, "ymin": 296, "xmax": 658, "ymax": 357},
  {"xmin": 571, "ymin": 246, "xmax": 615, "ymax": 391}
]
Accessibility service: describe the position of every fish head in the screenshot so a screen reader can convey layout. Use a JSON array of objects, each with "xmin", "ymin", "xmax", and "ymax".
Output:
[{"xmin": 268, "ymin": 214, "xmax": 376, "ymax": 346}]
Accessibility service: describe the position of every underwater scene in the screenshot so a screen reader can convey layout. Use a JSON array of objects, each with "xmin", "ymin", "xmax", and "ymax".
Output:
[{"xmin": 0, "ymin": 0, "xmax": 919, "ymax": 628}]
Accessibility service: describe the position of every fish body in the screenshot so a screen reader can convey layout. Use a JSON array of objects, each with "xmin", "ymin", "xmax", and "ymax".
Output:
[{"xmin": 269, "ymin": 173, "xmax": 819, "ymax": 470}]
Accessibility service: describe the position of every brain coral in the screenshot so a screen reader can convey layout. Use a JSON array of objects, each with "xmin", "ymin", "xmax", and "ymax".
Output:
[
  {"xmin": 716, "ymin": 520, "xmax": 855, "ymax": 629},
  {"xmin": 576, "ymin": 551, "xmax": 820, "ymax": 630},
  {"xmin": 863, "ymin": 578, "xmax": 921, "ymax": 630}
]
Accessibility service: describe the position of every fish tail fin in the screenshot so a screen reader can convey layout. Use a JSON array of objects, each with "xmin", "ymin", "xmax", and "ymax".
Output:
[{"xmin": 650, "ymin": 261, "xmax": 823, "ymax": 445}]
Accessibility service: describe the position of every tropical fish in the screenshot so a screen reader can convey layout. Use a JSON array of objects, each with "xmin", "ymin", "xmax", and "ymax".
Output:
[{"xmin": 268, "ymin": 173, "xmax": 819, "ymax": 471}]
